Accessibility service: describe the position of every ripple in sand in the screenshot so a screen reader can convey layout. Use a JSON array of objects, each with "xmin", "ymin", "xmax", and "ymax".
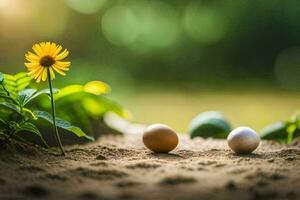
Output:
[
  {"xmin": 285, "ymin": 156, "xmax": 296, "ymax": 161},
  {"xmin": 160, "ymin": 176, "xmax": 197, "ymax": 186},
  {"xmin": 214, "ymin": 163, "xmax": 227, "ymax": 168},
  {"xmin": 96, "ymin": 146, "xmax": 136, "ymax": 159},
  {"xmin": 245, "ymin": 171, "xmax": 286, "ymax": 181},
  {"xmin": 19, "ymin": 165, "xmax": 46, "ymax": 173},
  {"xmin": 227, "ymin": 168, "xmax": 247, "ymax": 175},
  {"xmin": 74, "ymin": 167, "xmax": 128, "ymax": 180},
  {"xmin": 22, "ymin": 185, "xmax": 49, "ymax": 197},
  {"xmin": 251, "ymin": 190, "xmax": 279, "ymax": 200},
  {"xmin": 275, "ymin": 148, "xmax": 300, "ymax": 158},
  {"xmin": 78, "ymin": 192, "xmax": 101, "ymax": 199},
  {"xmin": 126, "ymin": 162, "xmax": 160, "ymax": 169},
  {"xmin": 198, "ymin": 160, "xmax": 217, "ymax": 166},
  {"xmin": 118, "ymin": 193, "xmax": 137, "ymax": 200},
  {"xmin": 256, "ymin": 180, "xmax": 268, "ymax": 187},
  {"xmin": 197, "ymin": 167, "xmax": 207, "ymax": 171},
  {"xmin": 95, "ymin": 154, "xmax": 107, "ymax": 160},
  {"xmin": 225, "ymin": 180, "xmax": 237, "ymax": 190},
  {"xmin": 90, "ymin": 161, "xmax": 109, "ymax": 167},
  {"xmin": 41, "ymin": 173, "xmax": 68, "ymax": 182},
  {"xmin": 0, "ymin": 178, "xmax": 6, "ymax": 185},
  {"xmin": 116, "ymin": 180, "xmax": 141, "ymax": 188},
  {"xmin": 180, "ymin": 166, "xmax": 195, "ymax": 171}
]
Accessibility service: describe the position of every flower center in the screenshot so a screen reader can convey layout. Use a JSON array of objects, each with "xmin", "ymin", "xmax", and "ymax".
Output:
[{"xmin": 40, "ymin": 56, "xmax": 55, "ymax": 67}]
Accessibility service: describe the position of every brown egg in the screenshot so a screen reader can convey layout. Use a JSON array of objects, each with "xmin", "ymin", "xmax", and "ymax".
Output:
[{"xmin": 143, "ymin": 124, "xmax": 179, "ymax": 153}]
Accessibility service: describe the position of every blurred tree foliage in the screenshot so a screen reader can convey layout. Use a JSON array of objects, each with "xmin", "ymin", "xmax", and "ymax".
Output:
[{"xmin": 0, "ymin": 0, "xmax": 300, "ymax": 89}]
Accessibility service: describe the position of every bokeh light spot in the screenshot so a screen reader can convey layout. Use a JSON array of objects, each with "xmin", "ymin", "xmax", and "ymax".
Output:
[
  {"xmin": 31, "ymin": 1, "xmax": 68, "ymax": 37},
  {"xmin": 183, "ymin": 2, "xmax": 228, "ymax": 45},
  {"xmin": 0, "ymin": 0, "xmax": 30, "ymax": 20},
  {"xmin": 101, "ymin": 6, "xmax": 139, "ymax": 46},
  {"xmin": 275, "ymin": 47, "xmax": 300, "ymax": 89},
  {"xmin": 101, "ymin": 1, "xmax": 180, "ymax": 50},
  {"xmin": 65, "ymin": 0, "xmax": 106, "ymax": 14},
  {"xmin": 136, "ymin": 1, "xmax": 180, "ymax": 49}
]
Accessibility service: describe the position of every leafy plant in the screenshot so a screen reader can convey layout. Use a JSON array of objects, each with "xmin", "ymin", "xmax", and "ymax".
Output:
[
  {"xmin": 0, "ymin": 71, "xmax": 94, "ymax": 148},
  {"xmin": 36, "ymin": 81, "xmax": 129, "ymax": 139},
  {"xmin": 260, "ymin": 112, "xmax": 300, "ymax": 143}
]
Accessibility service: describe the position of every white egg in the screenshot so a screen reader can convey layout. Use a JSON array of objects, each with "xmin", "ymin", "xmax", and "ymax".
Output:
[{"xmin": 227, "ymin": 127, "xmax": 260, "ymax": 154}]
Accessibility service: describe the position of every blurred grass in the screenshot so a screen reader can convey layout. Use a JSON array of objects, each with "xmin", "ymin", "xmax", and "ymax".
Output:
[{"xmin": 120, "ymin": 89, "xmax": 300, "ymax": 134}]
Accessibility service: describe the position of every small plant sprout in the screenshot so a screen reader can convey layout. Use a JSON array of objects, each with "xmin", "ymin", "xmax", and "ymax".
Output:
[
  {"xmin": 261, "ymin": 112, "xmax": 300, "ymax": 143},
  {"xmin": 25, "ymin": 42, "xmax": 71, "ymax": 155}
]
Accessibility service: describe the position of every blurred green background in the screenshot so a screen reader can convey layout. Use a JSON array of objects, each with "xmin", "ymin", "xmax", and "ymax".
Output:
[{"xmin": 0, "ymin": 0, "xmax": 299, "ymax": 133}]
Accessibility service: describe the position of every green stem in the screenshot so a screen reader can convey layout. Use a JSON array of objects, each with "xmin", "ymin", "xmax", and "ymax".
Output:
[
  {"xmin": 287, "ymin": 130, "xmax": 294, "ymax": 144},
  {"xmin": 47, "ymin": 68, "xmax": 65, "ymax": 156},
  {"xmin": 286, "ymin": 124, "xmax": 296, "ymax": 144}
]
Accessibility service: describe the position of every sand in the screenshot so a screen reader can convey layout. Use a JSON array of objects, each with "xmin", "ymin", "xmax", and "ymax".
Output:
[{"xmin": 0, "ymin": 132, "xmax": 300, "ymax": 200}]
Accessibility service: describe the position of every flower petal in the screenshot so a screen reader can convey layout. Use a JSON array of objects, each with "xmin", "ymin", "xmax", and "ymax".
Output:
[
  {"xmin": 53, "ymin": 63, "xmax": 70, "ymax": 71},
  {"xmin": 32, "ymin": 67, "xmax": 44, "ymax": 83},
  {"xmin": 25, "ymin": 51, "xmax": 39, "ymax": 62},
  {"xmin": 28, "ymin": 66, "xmax": 42, "ymax": 76},
  {"xmin": 55, "ymin": 49, "xmax": 69, "ymax": 61},
  {"xmin": 39, "ymin": 42, "xmax": 46, "ymax": 55},
  {"xmin": 25, "ymin": 42, "xmax": 70, "ymax": 82},
  {"xmin": 49, "ymin": 42, "xmax": 57, "ymax": 57},
  {"xmin": 25, "ymin": 62, "xmax": 40, "ymax": 69},
  {"xmin": 32, "ymin": 43, "xmax": 43, "ymax": 56},
  {"xmin": 45, "ymin": 42, "xmax": 51, "ymax": 55},
  {"xmin": 53, "ymin": 65, "xmax": 66, "ymax": 76},
  {"xmin": 33, "ymin": 67, "xmax": 44, "ymax": 79},
  {"xmin": 42, "ymin": 68, "xmax": 48, "ymax": 81},
  {"xmin": 36, "ymin": 73, "xmax": 42, "ymax": 83},
  {"xmin": 49, "ymin": 67, "xmax": 55, "ymax": 80},
  {"xmin": 56, "ymin": 61, "xmax": 71, "ymax": 68},
  {"xmin": 53, "ymin": 45, "xmax": 63, "ymax": 57}
]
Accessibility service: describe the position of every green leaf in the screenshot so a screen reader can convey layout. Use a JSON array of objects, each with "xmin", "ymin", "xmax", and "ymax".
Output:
[
  {"xmin": 0, "ymin": 93, "xmax": 15, "ymax": 102},
  {"xmin": 0, "ymin": 72, "xmax": 4, "ymax": 84},
  {"xmin": 54, "ymin": 85, "xmax": 84, "ymax": 101},
  {"xmin": 15, "ymin": 122, "xmax": 48, "ymax": 147},
  {"xmin": 261, "ymin": 121, "xmax": 300, "ymax": 143},
  {"xmin": 17, "ymin": 89, "xmax": 37, "ymax": 106},
  {"xmin": 292, "ymin": 113, "xmax": 300, "ymax": 129},
  {"xmin": 287, "ymin": 124, "xmax": 297, "ymax": 144},
  {"xmin": 23, "ymin": 108, "xmax": 38, "ymax": 120},
  {"xmin": 29, "ymin": 88, "xmax": 59, "ymax": 102},
  {"xmin": 287, "ymin": 124, "xmax": 297, "ymax": 134},
  {"xmin": 82, "ymin": 96, "xmax": 129, "ymax": 118},
  {"xmin": 0, "ymin": 102, "xmax": 21, "ymax": 114},
  {"xmin": 291, "ymin": 112, "xmax": 300, "ymax": 122},
  {"xmin": 17, "ymin": 88, "xmax": 59, "ymax": 106},
  {"xmin": 34, "ymin": 110, "xmax": 94, "ymax": 141},
  {"xmin": 0, "ymin": 118, "xmax": 7, "ymax": 125},
  {"xmin": 54, "ymin": 81, "xmax": 109, "ymax": 101},
  {"xmin": 260, "ymin": 122, "xmax": 288, "ymax": 143},
  {"xmin": 2, "ymin": 72, "xmax": 32, "ymax": 99},
  {"xmin": 0, "ymin": 72, "xmax": 10, "ymax": 98}
]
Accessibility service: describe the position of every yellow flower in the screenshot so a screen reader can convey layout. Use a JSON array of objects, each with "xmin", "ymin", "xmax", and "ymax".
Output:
[{"xmin": 25, "ymin": 42, "xmax": 71, "ymax": 83}]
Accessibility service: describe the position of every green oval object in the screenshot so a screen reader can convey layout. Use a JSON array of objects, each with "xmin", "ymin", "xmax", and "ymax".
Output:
[
  {"xmin": 260, "ymin": 122, "xmax": 287, "ymax": 143},
  {"xmin": 189, "ymin": 111, "xmax": 231, "ymax": 139},
  {"xmin": 260, "ymin": 122, "xmax": 300, "ymax": 143}
]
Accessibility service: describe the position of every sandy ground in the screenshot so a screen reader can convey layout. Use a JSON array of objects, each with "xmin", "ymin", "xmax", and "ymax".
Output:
[{"xmin": 0, "ymin": 132, "xmax": 300, "ymax": 200}]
